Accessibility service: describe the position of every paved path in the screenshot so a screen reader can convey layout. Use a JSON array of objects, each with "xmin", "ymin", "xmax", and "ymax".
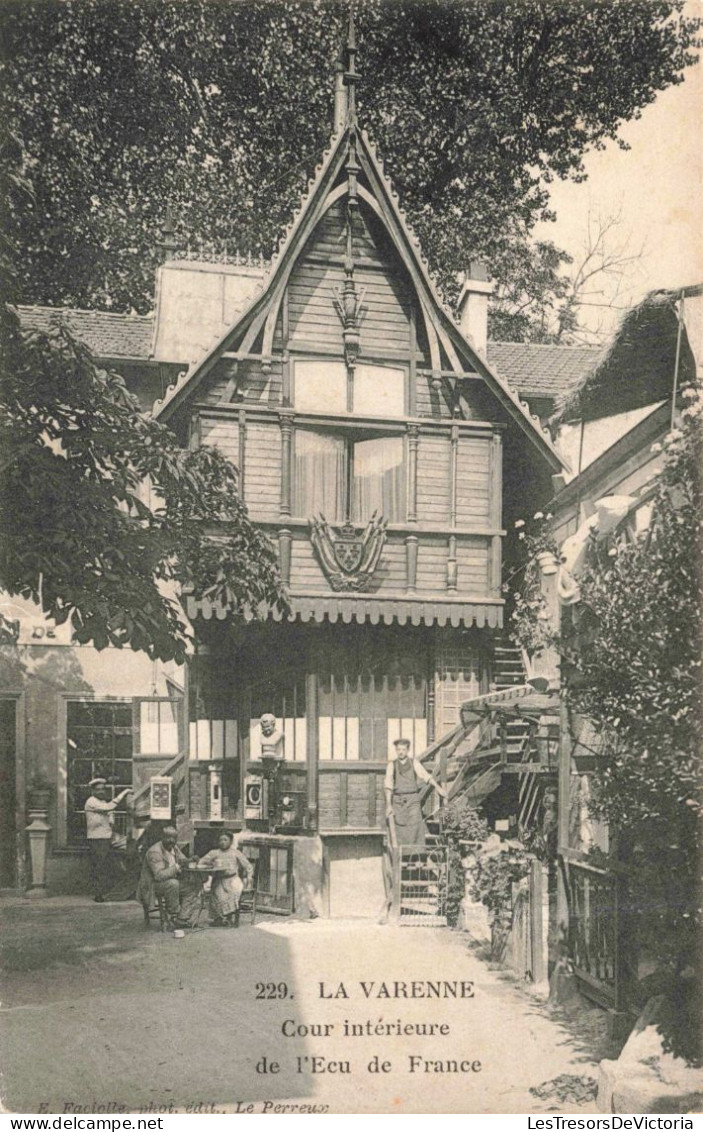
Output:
[{"xmin": 0, "ymin": 899, "xmax": 603, "ymax": 1114}]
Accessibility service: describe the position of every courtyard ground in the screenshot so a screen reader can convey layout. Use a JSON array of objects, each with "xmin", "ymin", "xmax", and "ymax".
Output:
[{"xmin": 0, "ymin": 897, "xmax": 611, "ymax": 1115}]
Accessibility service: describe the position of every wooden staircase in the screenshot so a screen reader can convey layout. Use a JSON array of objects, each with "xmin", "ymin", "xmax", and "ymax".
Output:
[
  {"xmin": 416, "ymin": 638, "xmax": 558, "ymax": 836},
  {"xmin": 491, "ymin": 643, "xmax": 532, "ymax": 763}
]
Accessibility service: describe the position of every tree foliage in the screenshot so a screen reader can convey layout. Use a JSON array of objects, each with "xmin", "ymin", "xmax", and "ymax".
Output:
[
  {"xmin": 560, "ymin": 396, "xmax": 702, "ymax": 1061},
  {"xmin": 0, "ymin": 126, "xmax": 287, "ymax": 663},
  {"xmin": 1, "ymin": 0, "xmax": 698, "ymax": 339},
  {"xmin": 0, "ymin": 307, "xmax": 287, "ymax": 662}
]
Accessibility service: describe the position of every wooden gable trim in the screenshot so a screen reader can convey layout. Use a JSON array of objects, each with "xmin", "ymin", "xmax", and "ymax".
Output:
[
  {"xmin": 254, "ymin": 184, "xmax": 354, "ymax": 370},
  {"xmin": 152, "ymin": 122, "xmax": 564, "ymax": 472},
  {"xmin": 355, "ymin": 135, "xmax": 564, "ymax": 470},
  {"xmin": 152, "ymin": 130, "xmax": 350, "ymax": 421}
]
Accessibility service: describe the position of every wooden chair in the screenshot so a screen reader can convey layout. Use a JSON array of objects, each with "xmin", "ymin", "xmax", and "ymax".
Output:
[
  {"xmin": 142, "ymin": 894, "xmax": 169, "ymax": 931},
  {"xmin": 238, "ymin": 861, "xmax": 259, "ymax": 926}
]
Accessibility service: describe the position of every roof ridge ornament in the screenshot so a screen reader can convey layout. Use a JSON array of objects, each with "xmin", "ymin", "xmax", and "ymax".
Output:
[{"xmin": 343, "ymin": 0, "xmax": 359, "ymax": 128}]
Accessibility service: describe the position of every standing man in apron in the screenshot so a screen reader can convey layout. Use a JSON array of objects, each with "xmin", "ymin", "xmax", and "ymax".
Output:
[{"xmin": 384, "ymin": 737, "xmax": 448, "ymax": 846}]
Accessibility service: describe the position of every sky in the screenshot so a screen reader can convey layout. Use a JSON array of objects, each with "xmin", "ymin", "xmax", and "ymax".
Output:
[{"xmin": 535, "ymin": 0, "xmax": 703, "ymax": 340}]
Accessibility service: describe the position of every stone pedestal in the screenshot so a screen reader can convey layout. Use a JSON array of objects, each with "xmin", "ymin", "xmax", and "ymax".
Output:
[{"xmin": 26, "ymin": 807, "xmax": 51, "ymax": 897}]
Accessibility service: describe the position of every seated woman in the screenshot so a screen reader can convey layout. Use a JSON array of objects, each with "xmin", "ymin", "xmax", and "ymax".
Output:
[{"xmin": 198, "ymin": 832, "xmax": 254, "ymax": 928}]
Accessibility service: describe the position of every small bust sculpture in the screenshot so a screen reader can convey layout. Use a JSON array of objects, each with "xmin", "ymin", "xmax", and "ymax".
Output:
[{"xmin": 259, "ymin": 713, "xmax": 284, "ymax": 762}]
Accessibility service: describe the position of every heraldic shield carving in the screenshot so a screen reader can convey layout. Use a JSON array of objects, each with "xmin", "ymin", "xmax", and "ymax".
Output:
[{"xmin": 309, "ymin": 513, "xmax": 388, "ymax": 592}]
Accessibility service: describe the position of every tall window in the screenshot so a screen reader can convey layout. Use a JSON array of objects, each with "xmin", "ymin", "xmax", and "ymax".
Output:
[
  {"xmin": 352, "ymin": 436, "xmax": 404, "ymax": 522},
  {"xmin": 248, "ymin": 674, "xmax": 307, "ymax": 763},
  {"xmin": 292, "ymin": 431, "xmax": 345, "ymax": 519},
  {"xmin": 293, "ymin": 430, "xmax": 404, "ymax": 523},
  {"xmin": 294, "ymin": 361, "xmax": 405, "ymax": 417}
]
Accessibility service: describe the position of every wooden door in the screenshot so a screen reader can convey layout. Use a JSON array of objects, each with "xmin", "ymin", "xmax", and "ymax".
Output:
[{"xmin": 326, "ymin": 836, "xmax": 385, "ymax": 918}]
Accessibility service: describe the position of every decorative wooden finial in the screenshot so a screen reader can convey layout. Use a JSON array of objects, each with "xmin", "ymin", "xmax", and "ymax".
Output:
[
  {"xmin": 333, "ymin": 46, "xmax": 346, "ymax": 132},
  {"xmin": 157, "ymin": 205, "xmax": 180, "ymax": 263},
  {"xmin": 344, "ymin": 0, "xmax": 358, "ymax": 125}
]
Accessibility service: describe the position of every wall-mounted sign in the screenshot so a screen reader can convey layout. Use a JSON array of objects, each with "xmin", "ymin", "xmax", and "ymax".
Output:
[{"xmin": 149, "ymin": 776, "xmax": 173, "ymax": 820}]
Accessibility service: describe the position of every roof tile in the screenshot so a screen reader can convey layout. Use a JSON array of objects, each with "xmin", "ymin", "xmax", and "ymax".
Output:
[
  {"xmin": 17, "ymin": 305, "xmax": 154, "ymax": 360},
  {"xmin": 487, "ymin": 340, "xmax": 599, "ymax": 399}
]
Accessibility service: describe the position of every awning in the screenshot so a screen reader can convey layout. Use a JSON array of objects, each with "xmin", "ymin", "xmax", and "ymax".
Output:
[{"xmin": 184, "ymin": 593, "xmax": 503, "ymax": 629}]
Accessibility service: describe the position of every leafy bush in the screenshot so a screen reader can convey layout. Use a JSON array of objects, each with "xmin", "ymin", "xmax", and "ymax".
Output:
[
  {"xmin": 471, "ymin": 846, "xmax": 532, "ymax": 924},
  {"xmin": 516, "ymin": 394, "xmax": 702, "ymax": 1063},
  {"xmin": 508, "ymin": 514, "xmax": 559, "ymax": 655},
  {"xmin": 438, "ymin": 799, "xmax": 489, "ymax": 927}
]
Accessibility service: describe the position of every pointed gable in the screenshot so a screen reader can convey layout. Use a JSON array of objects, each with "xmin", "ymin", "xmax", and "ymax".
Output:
[{"xmin": 151, "ymin": 123, "xmax": 563, "ymax": 472}]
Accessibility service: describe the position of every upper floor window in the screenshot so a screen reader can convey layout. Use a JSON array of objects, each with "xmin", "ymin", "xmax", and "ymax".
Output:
[
  {"xmin": 294, "ymin": 360, "xmax": 406, "ymax": 418},
  {"xmin": 293, "ymin": 429, "xmax": 404, "ymax": 523}
]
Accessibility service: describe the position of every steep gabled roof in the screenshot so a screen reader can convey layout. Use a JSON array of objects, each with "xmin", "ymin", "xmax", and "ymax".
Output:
[
  {"xmin": 554, "ymin": 284, "xmax": 702, "ymax": 423},
  {"xmin": 150, "ymin": 123, "xmax": 566, "ymax": 472}
]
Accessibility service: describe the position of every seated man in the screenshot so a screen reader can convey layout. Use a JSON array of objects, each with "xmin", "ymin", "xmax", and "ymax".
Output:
[{"xmin": 136, "ymin": 826, "xmax": 193, "ymax": 929}]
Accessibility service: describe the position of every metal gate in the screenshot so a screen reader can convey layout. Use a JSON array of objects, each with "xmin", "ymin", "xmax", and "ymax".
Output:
[{"xmin": 392, "ymin": 847, "xmax": 448, "ymax": 926}]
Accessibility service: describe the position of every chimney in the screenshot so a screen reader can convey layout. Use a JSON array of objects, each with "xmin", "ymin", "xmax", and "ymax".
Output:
[
  {"xmin": 457, "ymin": 261, "xmax": 493, "ymax": 357},
  {"xmin": 333, "ymin": 48, "xmax": 347, "ymax": 132}
]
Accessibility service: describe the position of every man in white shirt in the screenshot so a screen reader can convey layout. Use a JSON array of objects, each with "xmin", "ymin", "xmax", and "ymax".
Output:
[{"xmin": 84, "ymin": 778, "xmax": 131, "ymax": 902}]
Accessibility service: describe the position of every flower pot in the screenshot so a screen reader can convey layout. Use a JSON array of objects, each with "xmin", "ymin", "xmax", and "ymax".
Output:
[
  {"xmin": 28, "ymin": 788, "xmax": 51, "ymax": 813},
  {"xmin": 536, "ymin": 550, "xmax": 559, "ymax": 576}
]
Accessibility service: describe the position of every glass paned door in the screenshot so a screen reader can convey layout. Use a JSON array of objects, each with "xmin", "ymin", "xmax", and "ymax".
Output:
[{"xmin": 293, "ymin": 430, "xmax": 345, "ymax": 520}]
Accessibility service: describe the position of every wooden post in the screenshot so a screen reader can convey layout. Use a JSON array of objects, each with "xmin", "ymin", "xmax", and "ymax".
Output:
[
  {"xmin": 447, "ymin": 534, "xmax": 458, "ymax": 591},
  {"xmin": 281, "ymin": 351, "xmax": 291, "ymax": 407},
  {"xmin": 408, "ymin": 305, "xmax": 417, "ymax": 417},
  {"xmin": 237, "ymin": 409, "xmax": 247, "ymax": 501},
  {"xmin": 405, "ymin": 535, "xmax": 418, "ymax": 592},
  {"xmin": 490, "ymin": 432, "xmax": 503, "ymax": 597},
  {"xmin": 447, "ymin": 425, "xmax": 459, "ymax": 592},
  {"xmin": 427, "ymin": 635, "xmax": 436, "ymax": 745},
  {"xmin": 449, "ymin": 424, "xmax": 459, "ymax": 526},
  {"xmin": 490, "ymin": 432, "xmax": 502, "ymax": 525},
  {"xmin": 556, "ymin": 693, "xmax": 572, "ymax": 962},
  {"xmin": 278, "ymin": 529, "xmax": 292, "ymax": 586},
  {"xmin": 188, "ymin": 411, "xmax": 201, "ymax": 451},
  {"xmin": 181, "ymin": 662, "xmax": 191, "ymax": 829},
  {"xmin": 279, "ymin": 412, "xmax": 294, "ymax": 518},
  {"xmin": 530, "ymin": 858, "xmax": 546, "ymax": 985},
  {"xmin": 406, "ymin": 424, "xmax": 419, "ymax": 523},
  {"xmin": 390, "ymin": 849, "xmax": 401, "ymax": 923},
  {"xmin": 305, "ymin": 670, "xmax": 319, "ymax": 832}
]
